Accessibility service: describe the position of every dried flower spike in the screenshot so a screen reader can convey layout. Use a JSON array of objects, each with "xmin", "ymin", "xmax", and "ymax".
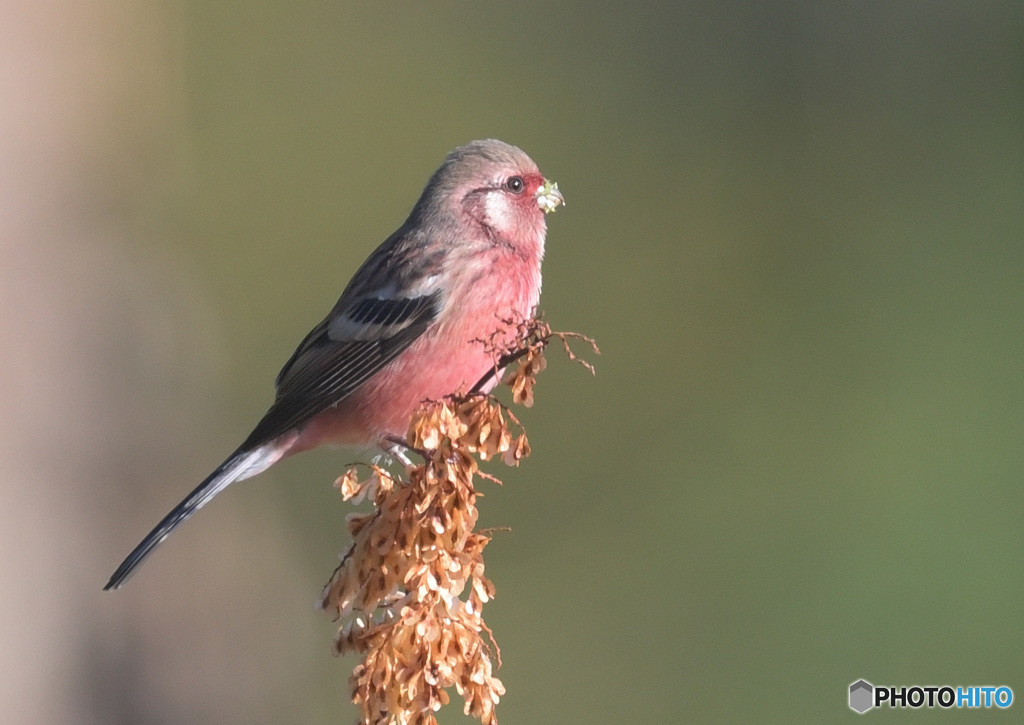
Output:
[{"xmin": 319, "ymin": 316, "xmax": 595, "ymax": 725}]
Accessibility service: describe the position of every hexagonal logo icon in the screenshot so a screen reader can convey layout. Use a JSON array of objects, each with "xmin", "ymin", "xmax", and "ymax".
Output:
[{"xmin": 849, "ymin": 680, "xmax": 874, "ymax": 713}]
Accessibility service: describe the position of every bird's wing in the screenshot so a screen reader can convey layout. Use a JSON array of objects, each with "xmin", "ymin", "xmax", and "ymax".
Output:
[{"xmin": 240, "ymin": 290, "xmax": 442, "ymax": 449}]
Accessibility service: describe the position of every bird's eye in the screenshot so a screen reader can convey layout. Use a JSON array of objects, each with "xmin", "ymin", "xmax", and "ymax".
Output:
[{"xmin": 505, "ymin": 176, "xmax": 525, "ymax": 193}]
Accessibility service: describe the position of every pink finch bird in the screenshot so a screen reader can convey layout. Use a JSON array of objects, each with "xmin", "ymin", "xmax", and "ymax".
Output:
[{"xmin": 105, "ymin": 139, "xmax": 563, "ymax": 590}]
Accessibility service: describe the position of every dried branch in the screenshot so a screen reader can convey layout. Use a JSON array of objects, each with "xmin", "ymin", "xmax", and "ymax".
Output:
[{"xmin": 318, "ymin": 315, "xmax": 596, "ymax": 725}]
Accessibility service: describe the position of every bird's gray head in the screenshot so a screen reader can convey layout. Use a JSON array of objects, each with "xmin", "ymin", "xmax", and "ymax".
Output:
[{"xmin": 408, "ymin": 139, "xmax": 563, "ymax": 244}]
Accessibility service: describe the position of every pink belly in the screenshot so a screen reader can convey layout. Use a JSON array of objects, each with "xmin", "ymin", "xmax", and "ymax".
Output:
[{"xmin": 292, "ymin": 253, "xmax": 540, "ymax": 452}]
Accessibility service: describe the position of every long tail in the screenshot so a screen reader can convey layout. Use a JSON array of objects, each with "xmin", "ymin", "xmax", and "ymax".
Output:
[{"xmin": 104, "ymin": 442, "xmax": 288, "ymax": 590}]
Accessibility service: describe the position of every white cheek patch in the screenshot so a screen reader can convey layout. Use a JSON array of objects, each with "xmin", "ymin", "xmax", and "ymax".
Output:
[{"xmin": 483, "ymin": 191, "xmax": 515, "ymax": 233}]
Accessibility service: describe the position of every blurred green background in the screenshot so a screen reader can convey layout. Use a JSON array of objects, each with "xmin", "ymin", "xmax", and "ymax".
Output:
[{"xmin": 3, "ymin": 1, "xmax": 1023, "ymax": 723}]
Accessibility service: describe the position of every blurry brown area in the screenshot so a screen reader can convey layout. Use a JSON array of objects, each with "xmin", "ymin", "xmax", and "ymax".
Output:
[{"xmin": 0, "ymin": 2, "xmax": 321, "ymax": 724}]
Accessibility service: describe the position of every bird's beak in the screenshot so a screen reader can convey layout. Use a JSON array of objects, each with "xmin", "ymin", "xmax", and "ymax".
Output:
[{"xmin": 535, "ymin": 179, "xmax": 565, "ymax": 214}]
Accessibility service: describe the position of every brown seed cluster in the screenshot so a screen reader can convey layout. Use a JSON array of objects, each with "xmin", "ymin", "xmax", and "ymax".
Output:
[{"xmin": 318, "ymin": 318, "xmax": 596, "ymax": 725}]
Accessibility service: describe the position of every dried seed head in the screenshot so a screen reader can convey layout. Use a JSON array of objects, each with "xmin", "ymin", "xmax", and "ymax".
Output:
[{"xmin": 319, "ymin": 316, "xmax": 594, "ymax": 725}]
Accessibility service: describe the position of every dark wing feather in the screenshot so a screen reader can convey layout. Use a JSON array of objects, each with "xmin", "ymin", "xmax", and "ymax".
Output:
[
  {"xmin": 242, "ymin": 293, "xmax": 440, "ymax": 449},
  {"xmin": 347, "ymin": 296, "xmax": 427, "ymax": 327}
]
